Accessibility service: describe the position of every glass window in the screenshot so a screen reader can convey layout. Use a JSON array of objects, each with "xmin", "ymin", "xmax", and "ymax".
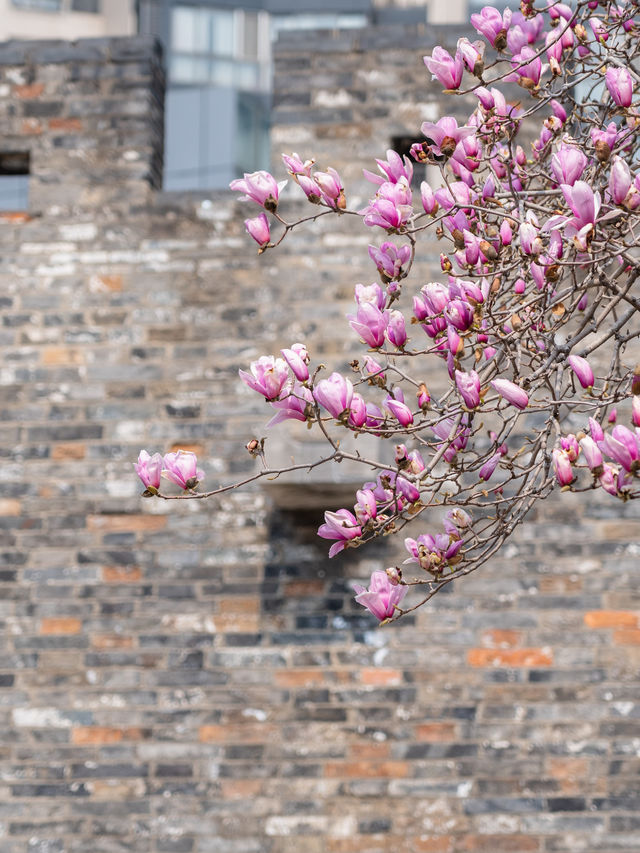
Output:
[
  {"xmin": 71, "ymin": 0, "xmax": 100, "ymax": 11},
  {"xmin": 0, "ymin": 151, "xmax": 30, "ymax": 212},
  {"xmin": 210, "ymin": 8, "xmax": 234, "ymax": 57}
]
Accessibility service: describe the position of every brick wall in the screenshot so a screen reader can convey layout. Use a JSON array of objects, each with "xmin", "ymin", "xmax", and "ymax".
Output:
[{"xmin": 0, "ymin": 29, "xmax": 638, "ymax": 853}]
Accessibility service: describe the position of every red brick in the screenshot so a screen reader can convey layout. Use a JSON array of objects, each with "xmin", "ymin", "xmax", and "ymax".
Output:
[
  {"xmin": 613, "ymin": 628, "xmax": 640, "ymax": 645},
  {"xmin": 52, "ymin": 444, "xmax": 86, "ymax": 461},
  {"xmin": 21, "ymin": 118, "xmax": 42, "ymax": 135},
  {"xmin": 467, "ymin": 648, "xmax": 553, "ymax": 667},
  {"xmin": 415, "ymin": 722, "xmax": 457, "ymax": 742},
  {"xmin": 14, "ymin": 83, "xmax": 44, "ymax": 99},
  {"xmin": 480, "ymin": 629, "xmax": 523, "ymax": 648},
  {"xmin": 323, "ymin": 760, "xmax": 409, "ymax": 778},
  {"xmin": 102, "ymin": 566, "xmax": 143, "ymax": 583},
  {"xmin": 88, "ymin": 514, "xmax": 167, "ymax": 533},
  {"xmin": 40, "ymin": 617, "xmax": 82, "ymax": 635},
  {"xmin": 584, "ymin": 610, "xmax": 638, "ymax": 628},
  {"xmin": 49, "ymin": 117, "xmax": 83, "ymax": 132},
  {"xmin": 72, "ymin": 726, "xmax": 146, "ymax": 745},
  {"xmin": 360, "ymin": 668, "xmax": 402, "ymax": 686}
]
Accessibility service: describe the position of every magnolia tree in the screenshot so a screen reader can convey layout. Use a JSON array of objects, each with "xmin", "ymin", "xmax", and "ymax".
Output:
[{"xmin": 136, "ymin": 0, "xmax": 640, "ymax": 624}]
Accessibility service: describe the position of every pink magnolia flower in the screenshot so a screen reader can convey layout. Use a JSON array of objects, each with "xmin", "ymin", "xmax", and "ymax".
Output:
[
  {"xmin": 553, "ymin": 448, "xmax": 574, "ymax": 486},
  {"xmin": 244, "ymin": 213, "xmax": 271, "ymax": 248},
  {"xmin": 551, "ymin": 143, "xmax": 588, "ymax": 186},
  {"xmin": 162, "ymin": 450, "xmax": 204, "ymax": 490},
  {"xmin": 421, "ymin": 117, "xmax": 476, "ymax": 158},
  {"xmin": 355, "ymin": 282, "xmax": 386, "ymax": 311},
  {"xmin": 457, "ymin": 37, "xmax": 485, "ymax": 75},
  {"xmin": 471, "ymin": 6, "xmax": 512, "ymax": 49},
  {"xmin": 508, "ymin": 46, "xmax": 543, "ymax": 89},
  {"xmin": 491, "ymin": 378, "xmax": 529, "ymax": 409},
  {"xmin": 354, "ymin": 488, "xmax": 377, "ymax": 525},
  {"xmin": 424, "ymin": 46, "xmax": 464, "ymax": 90},
  {"xmin": 282, "ymin": 152, "xmax": 313, "ymax": 177},
  {"xmin": 608, "ymin": 156, "xmax": 632, "ymax": 205},
  {"xmin": 479, "ymin": 451, "xmax": 503, "ymax": 481},
  {"xmin": 561, "ymin": 181, "xmax": 601, "ymax": 228},
  {"xmin": 364, "ymin": 149, "xmax": 413, "ymax": 186},
  {"xmin": 386, "ymin": 310, "xmax": 407, "ymax": 348},
  {"xmin": 281, "ymin": 343, "xmax": 309, "ymax": 383},
  {"xmin": 633, "ymin": 396, "xmax": 640, "ymax": 428},
  {"xmin": 314, "ymin": 167, "xmax": 345, "ymax": 209},
  {"xmin": 313, "ymin": 372, "xmax": 354, "ymax": 419},
  {"xmin": 385, "ymin": 388, "xmax": 414, "ymax": 426},
  {"xmin": 599, "ymin": 463, "xmax": 619, "ymax": 496},
  {"xmin": 601, "ymin": 425, "xmax": 640, "ymax": 472},
  {"xmin": 455, "ymin": 369, "xmax": 481, "ymax": 409},
  {"xmin": 318, "ymin": 508, "xmax": 362, "ymax": 558},
  {"xmin": 229, "ymin": 170, "xmax": 286, "ymax": 211},
  {"xmin": 348, "ymin": 392, "xmax": 367, "ymax": 429},
  {"xmin": 368, "ymin": 242, "xmax": 411, "ymax": 281},
  {"xmin": 579, "ymin": 435, "xmax": 603, "ymax": 471},
  {"xmin": 605, "ymin": 66, "xmax": 634, "ymax": 108},
  {"xmin": 353, "ymin": 570, "xmax": 407, "ymax": 621},
  {"xmin": 134, "ymin": 450, "xmax": 163, "ymax": 491},
  {"xmin": 239, "ymin": 355, "xmax": 289, "ymax": 401},
  {"xmin": 567, "ymin": 354, "xmax": 595, "ymax": 389},
  {"xmin": 267, "ymin": 383, "xmax": 312, "ymax": 427},
  {"xmin": 349, "ymin": 302, "xmax": 388, "ymax": 348},
  {"xmin": 420, "ymin": 181, "xmax": 438, "ymax": 215},
  {"xmin": 362, "ymin": 178, "xmax": 414, "ymax": 230},
  {"xmin": 404, "ymin": 532, "xmax": 463, "ymax": 571}
]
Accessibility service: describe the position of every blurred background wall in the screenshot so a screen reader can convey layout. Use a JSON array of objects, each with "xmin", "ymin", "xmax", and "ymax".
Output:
[{"xmin": 0, "ymin": 11, "xmax": 639, "ymax": 853}]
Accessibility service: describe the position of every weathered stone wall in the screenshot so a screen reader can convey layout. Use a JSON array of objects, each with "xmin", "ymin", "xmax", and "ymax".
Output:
[{"xmin": 0, "ymin": 28, "xmax": 638, "ymax": 853}]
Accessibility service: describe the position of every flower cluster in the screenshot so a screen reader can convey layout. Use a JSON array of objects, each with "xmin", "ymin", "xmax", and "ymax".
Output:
[
  {"xmin": 135, "ymin": 450, "xmax": 204, "ymax": 494},
  {"xmin": 146, "ymin": 0, "xmax": 640, "ymax": 622}
]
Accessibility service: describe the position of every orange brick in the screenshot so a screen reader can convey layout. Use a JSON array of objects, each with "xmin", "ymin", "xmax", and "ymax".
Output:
[
  {"xmin": 0, "ymin": 212, "xmax": 31, "ymax": 223},
  {"xmin": 360, "ymin": 668, "xmax": 402, "ymax": 686},
  {"xmin": 218, "ymin": 598, "xmax": 259, "ymax": 615},
  {"xmin": 461, "ymin": 836, "xmax": 539, "ymax": 852},
  {"xmin": 220, "ymin": 779, "xmax": 263, "ymax": 799},
  {"xmin": 415, "ymin": 722, "xmax": 457, "ymax": 742},
  {"xmin": 89, "ymin": 780, "xmax": 145, "ymax": 799},
  {"xmin": 14, "ymin": 83, "xmax": 45, "ymax": 99},
  {"xmin": 323, "ymin": 760, "xmax": 409, "ymax": 778},
  {"xmin": 546, "ymin": 756, "xmax": 590, "ymax": 793},
  {"xmin": 215, "ymin": 614, "xmax": 258, "ymax": 633},
  {"xmin": 42, "ymin": 347, "xmax": 85, "ymax": 365},
  {"xmin": 168, "ymin": 442, "xmax": 204, "ymax": 456},
  {"xmin": 49, "ymin": 117, "xmax": 83, "ymax": 132},
  {"xmin": 480, "ymin": 629, "xmax": 522, "ymax": 649},
  {"xmin": 584, "ymin": 610, "xmax": 638, "ymax": 628},
  {"xmin": 274, "ymin": 670, "xmax": 325, "ymax": 687},
  {"xmin": 467, "ymin": 648, "xmax": 553, "ymax": 667},
  {"xmin": 72, "ymin": 726, "xmax": 145, "ymax": 745},
  {"xmin": 52, "ymin": 444, "xmax": 86, "ymax": 461},
  {"xmin": 0, "ymin": 499, "xmax": 21, "ymax": 516},
  {"xmin": 284, "ymin": 580, "xmax": 325, "ymax": 596},
  {"xmin": 89, "ymin": 274, "xmax": 123, "ymax": 292},
  {"xmin": 199, "ymin": 724, "xmax": 275, "ymax": 743},
  {"xmin": 412, "ymin": 839, "xmax": 453, "ymax": 853},
  {"xmin": 92, "ymin": 634, "xmax": 133, "ymax": 650},
  {"xmin": 102, "ymin": 566, "xmax": 143, "ymax": 583},
  {"xmin": 40, "ymin": 617, "xmax": 82, "ymax": 635},
  {"xmin": 613, "ymin": 628, "xmax": 640, "ymax": 645},
  {"xmin": 348, "ymin": 743, "xmax": 390, "ymax": 760},
  {"xmin": 539, "ymin": 576, "xmax": 582, "ymax": 593},
  {"xmin": 88, "ymin": 514, "xmax": 167, "ymax": 533},
  {"xmin": 21, "ymin": 118, "xmax": 42, "ymax": 135}
]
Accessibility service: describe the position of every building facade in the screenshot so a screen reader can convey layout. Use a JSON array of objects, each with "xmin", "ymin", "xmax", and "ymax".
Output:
[{"xmin": 0, "ymin": 26, "xmax": 639, "ymax": 853}]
